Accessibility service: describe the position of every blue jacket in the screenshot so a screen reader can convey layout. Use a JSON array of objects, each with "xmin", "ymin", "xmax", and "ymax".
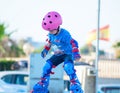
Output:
[{"xmin": 48, "ymin": 28, "xmax": 73, "ymax": 55}]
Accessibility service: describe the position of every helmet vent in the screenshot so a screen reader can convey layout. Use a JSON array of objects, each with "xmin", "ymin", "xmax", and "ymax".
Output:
[
  {"xmin": 49, "ymin": 21, "xmax": 52, "ymax": 24},
  {"xmin": 44, "ymin": 23, "xmax": 46, "ymax": 25},
  {"xmin": 55, "ymin": 15, "xmax": 58, "ymax": 17},
  {"xmin": 48, "ymin": 15, "xmax": 51, "ymax": 18}
]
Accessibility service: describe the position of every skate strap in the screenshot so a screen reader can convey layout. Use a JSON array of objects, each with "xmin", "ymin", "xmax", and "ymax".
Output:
[
  {"xmin": 49, "ymin": 65, "xmax": 56, "ymax": 74},
  {"xmin": 40, "ymin": 77, "xmax": 46, "ymax": 80},
  {"xmin": 52, "ymin": 65, "xmax": 56, "ymax": 68},
  {"xmin": 70, "ymin": 79, "xmax": 76, "ymax": 84},
  {"xmin": 50, "ymin": 71, "xmax": 55, "ymax": 74},
  {"xmin": 38, "ymin": 82, "xmax": 43, "ymax": 85},
  {"xmin": 37, "ymin": 78, "xmax": 46, "ymax": 85}
]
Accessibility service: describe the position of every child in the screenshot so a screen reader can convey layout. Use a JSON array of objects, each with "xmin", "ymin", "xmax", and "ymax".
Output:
[{"xmin": 32, "ymin": 11, "xmax": 83, "ymax": 93}]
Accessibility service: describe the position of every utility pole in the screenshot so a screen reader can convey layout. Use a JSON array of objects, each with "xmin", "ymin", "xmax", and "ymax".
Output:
[{"xmin": 95, "ymin": 0, "xmax": 101, "ymax": 93}]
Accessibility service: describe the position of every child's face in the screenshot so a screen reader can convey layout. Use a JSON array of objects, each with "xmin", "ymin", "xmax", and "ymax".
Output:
[{"xmin": 49, "ymin": 29, "xmax": 58, "ymax": 34}]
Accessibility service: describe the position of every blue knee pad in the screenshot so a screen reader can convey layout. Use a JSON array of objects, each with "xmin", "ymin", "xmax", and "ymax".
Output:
[
  {"xmin": 42, "ymin": 61, "xmax": 53, "ymax": 76},
  {"xmin": 32, "ymin": 61, "xmax": 52, "ymax": 93},
  {"xmin": 41, "ymin": 61, "xmax": 52, "ymax": 86},
  {"xmin": 64, "ymin": 62, "xmax": 74, "ymax": 75},
  {"xmin": 64, "ymin": 62, "xmax": 83, "ymax": 93},
  {"xmin": 64, "ymin": 62, "xmax": 79, "ymax": 81}
]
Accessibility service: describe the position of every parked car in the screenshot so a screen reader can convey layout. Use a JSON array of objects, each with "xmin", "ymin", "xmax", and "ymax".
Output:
[
  {"xmin": 0, "ymin": 71, "xmax": 29, "ymax": 93},
  {"xmin": 98, "ymin": 84, "xmax": 120, "ymax": 93},
  {"xmin": 11, "ymin": 60, "xmax": 28, "ymax": 70},
  {"xmin": 0, "ymin": 79, "xmax": 27, "ymax": 93},
  {"xmin": 0, "ymin": 71, "xmax": 28, "ymax": 85}
]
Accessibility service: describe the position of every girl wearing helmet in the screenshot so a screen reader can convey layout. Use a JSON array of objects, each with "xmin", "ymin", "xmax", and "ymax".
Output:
[{"xmin": 32, "ymin": 11, "xmax": 83, "ymax": 93}]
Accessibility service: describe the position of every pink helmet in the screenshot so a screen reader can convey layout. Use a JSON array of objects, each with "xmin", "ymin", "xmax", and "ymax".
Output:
[{"xmin": 42, "ymin": 11, "xmax": 62, "ymax": 31}]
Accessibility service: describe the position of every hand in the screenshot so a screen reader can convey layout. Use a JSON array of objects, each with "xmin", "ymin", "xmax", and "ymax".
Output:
[{"xmin": 41, "ymin": 49, "xmax": 48, "ymax": 58}]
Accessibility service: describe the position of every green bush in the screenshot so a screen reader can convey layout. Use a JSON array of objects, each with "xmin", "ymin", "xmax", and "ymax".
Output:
[{"xmin": 0, "ymin": 60, "xmax": 16, "ymax": 71}]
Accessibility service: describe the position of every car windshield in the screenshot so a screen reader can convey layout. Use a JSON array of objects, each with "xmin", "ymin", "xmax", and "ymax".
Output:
[
  {"xmin": 16, "ymin": 74, "xmax": 28, "ymax": 85},
  {"xmin": 1, "ymin": 73, "xmax": 28, "ymax": 85}
]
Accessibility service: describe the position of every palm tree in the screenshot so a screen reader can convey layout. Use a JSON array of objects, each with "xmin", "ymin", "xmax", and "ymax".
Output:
[
  {"xmin": 0, "ymin": 22, "xmax": 24, "ymax": 57},
  {"xmin": 0, "ymin": 23, "xmax": 6, "ymax": 56}
]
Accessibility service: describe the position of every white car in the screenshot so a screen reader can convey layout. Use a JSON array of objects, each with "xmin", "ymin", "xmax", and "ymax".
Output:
[
  {"xmin": 98, "ymin": 84, "xmax": 120, "ymax": 93},
  {"xmin": 0, "ymin": 71, "xmax": 29, "ymax": 93},
  {"xmin": 0, "ymin": 71, "xmax": 28, "ymax": 85},
  {"xmin": 0, "ymin": 79, "xmax": 27, "ymax": 93}
]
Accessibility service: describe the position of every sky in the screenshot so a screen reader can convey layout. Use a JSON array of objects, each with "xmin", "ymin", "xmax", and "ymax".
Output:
[{"xmin": 0, "ymin": 0, "xmax": 120, "ymax": 50}]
